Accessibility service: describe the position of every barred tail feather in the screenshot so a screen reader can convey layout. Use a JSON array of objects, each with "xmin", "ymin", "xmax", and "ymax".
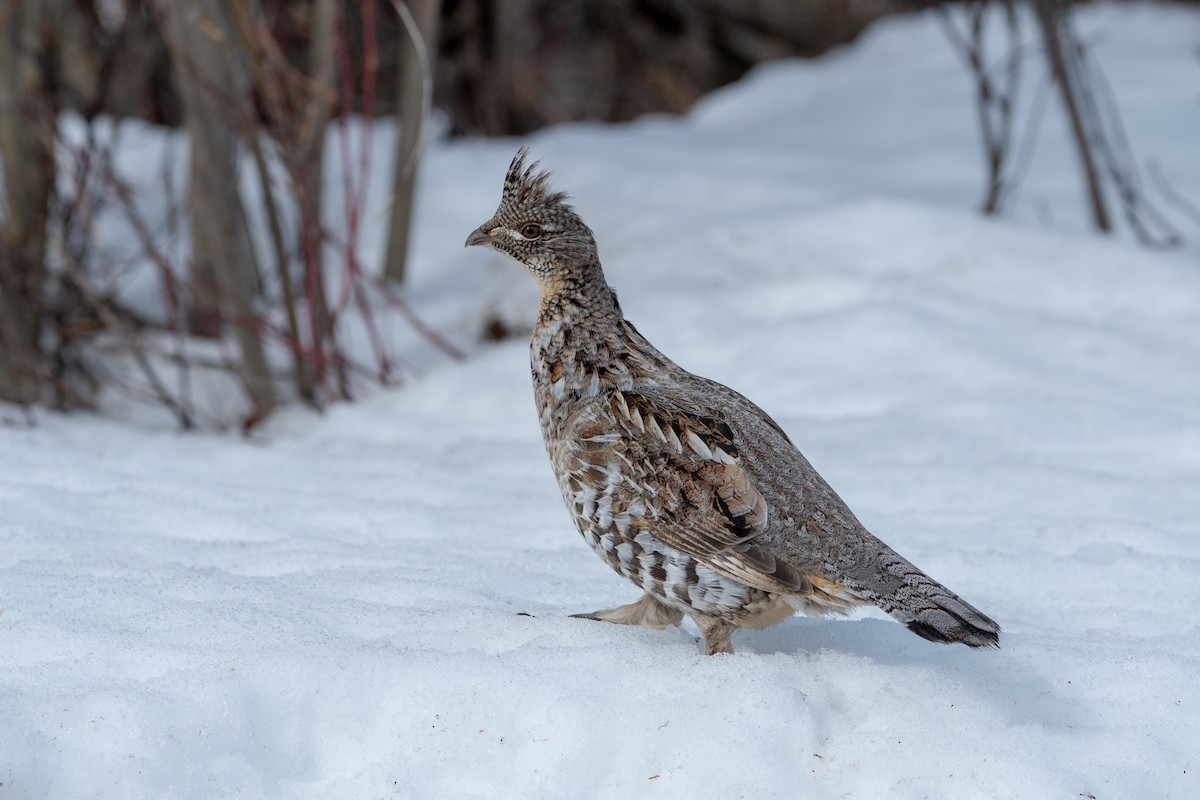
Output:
[{"xmin": 889, "ymin": 588, "xmax": 1000, "ymax": 649}]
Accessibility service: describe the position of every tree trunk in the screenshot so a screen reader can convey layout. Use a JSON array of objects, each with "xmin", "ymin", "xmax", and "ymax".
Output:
[
  {"xmin": 161, "ymin": 0, "xmax": 276, "ymax": 419},
  {"xmin": 384, "ymin": 0, "xmax": 442, "ymax": 284},
  {"xmin": 0, "ymin": 0, "xmax": 60, "ymax": 405}
]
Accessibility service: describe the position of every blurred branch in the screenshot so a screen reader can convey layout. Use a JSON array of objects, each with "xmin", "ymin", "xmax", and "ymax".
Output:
[
  {"xmin": 302, "ymin": 0, "xmax": 344, "ymax": 401},
  {"xmin": 331, "ymin": 1, "xmax": 396, "ymax": 386},
  {"xmin": 383, "ymin": 0, "xmax": 439, "ymax": 284},
  {"xmin": 1072, "ymin": 40, "xmax": 1180, "ymax": 248},
  {"xmin": 59, "ymin": 257, "xmax": 195, "ymax": 429},
  {"xmin": 936, "ymin": 0, "xmax": 1022, "ymax": 215},
  {"xmin": 1148, "ymin": 161, "xmax": 1200, "ymax": 233},
  {"xmin": 1032, "ymin": 0, "xmax": 1110, "ymax": 233}
]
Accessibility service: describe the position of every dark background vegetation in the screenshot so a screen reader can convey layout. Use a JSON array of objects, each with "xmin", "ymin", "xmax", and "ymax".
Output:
[
  {"xmin": 26, "ymin": 1, "xmax": 909, "ymax": 133},
  {"xmin": 0, "ymin": 0, "xmax": 1191, "ymax": 427}
]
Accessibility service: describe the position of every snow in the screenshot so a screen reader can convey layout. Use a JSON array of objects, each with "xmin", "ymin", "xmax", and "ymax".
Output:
[{"xmin": 3, "ymin": 3, "xmax": 1199, "ymax": 798}]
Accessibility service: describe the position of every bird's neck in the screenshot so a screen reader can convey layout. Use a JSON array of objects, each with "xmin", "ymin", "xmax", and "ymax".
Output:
[
  {"xmin": 534, "ymin": 259, "xmax": 622, "ymax": 335},
  {"xmin": 530, "ymin": 260, "xmax": 636, "ymax": 402},
  {"xmin": 530, "ymin": 260, "xmax": 683, "ymax": 418}
]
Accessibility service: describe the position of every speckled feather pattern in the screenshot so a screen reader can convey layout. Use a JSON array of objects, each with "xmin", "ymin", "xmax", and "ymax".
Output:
[{"xmin": 467, "ymin": 148, "xmax": 1000, "ymax": 655}]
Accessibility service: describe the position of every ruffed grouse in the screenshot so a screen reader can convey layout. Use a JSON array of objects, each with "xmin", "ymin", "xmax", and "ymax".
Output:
[{"xmin": 466, "ymin": 149, "xmax": 1000, "ymax": 655}]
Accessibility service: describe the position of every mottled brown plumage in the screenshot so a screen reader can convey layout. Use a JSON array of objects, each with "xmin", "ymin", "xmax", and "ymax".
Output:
[{"xmin": 466, "ymin": 148, "xmax": 1000, "ymax": 655}]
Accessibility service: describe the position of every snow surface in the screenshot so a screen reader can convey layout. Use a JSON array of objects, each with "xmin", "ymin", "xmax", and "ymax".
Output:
[{"xmin": 3, "ymin": 4, "xmax": 1199, "ymax": 798}]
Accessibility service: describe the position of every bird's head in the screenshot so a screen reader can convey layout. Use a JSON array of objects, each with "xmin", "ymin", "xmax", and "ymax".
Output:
[{"xmin": 465, "ymin": 148, "xmax": 597, "ymax": 285}]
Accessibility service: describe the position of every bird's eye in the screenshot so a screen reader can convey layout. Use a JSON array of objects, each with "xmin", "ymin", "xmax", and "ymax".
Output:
[{"xmin": 520, "ymin": 223, "xmax": 542, "ymax": 239}]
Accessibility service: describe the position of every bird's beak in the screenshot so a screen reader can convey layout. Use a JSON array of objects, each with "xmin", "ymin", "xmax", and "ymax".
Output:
[{"xmin": 464, "ymin": 228, "xmax": 491, "ymax": 248}]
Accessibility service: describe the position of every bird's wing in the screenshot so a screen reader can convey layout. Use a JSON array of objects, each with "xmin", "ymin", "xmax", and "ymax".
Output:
[{"xmin": 569, "ymin": 388, "xmax": 812, "ymax": 595}]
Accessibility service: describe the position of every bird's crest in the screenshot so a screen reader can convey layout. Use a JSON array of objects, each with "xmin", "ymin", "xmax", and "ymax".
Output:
[{"xmin": 503, "ymin": 146, "xmax": 570, "ymax": 210}]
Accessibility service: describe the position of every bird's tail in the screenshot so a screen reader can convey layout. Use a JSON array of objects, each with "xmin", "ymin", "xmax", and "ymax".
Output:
[
  {"xmin": 888, "ymin": 586, "xmax": 1000, "ymax": 648},
  {"xmin": 859, "ymin": 551, "xmax": 1001, "ymax": 649}
]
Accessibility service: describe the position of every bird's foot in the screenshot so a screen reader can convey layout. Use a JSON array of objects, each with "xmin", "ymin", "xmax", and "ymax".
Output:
[
  {"xmin": 570, "ymin": 594, "xmax": 683, "ymax": 629},
  {"xmin": 691, "ymin": 614, "xmax": 737, "ymax": 655}
]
